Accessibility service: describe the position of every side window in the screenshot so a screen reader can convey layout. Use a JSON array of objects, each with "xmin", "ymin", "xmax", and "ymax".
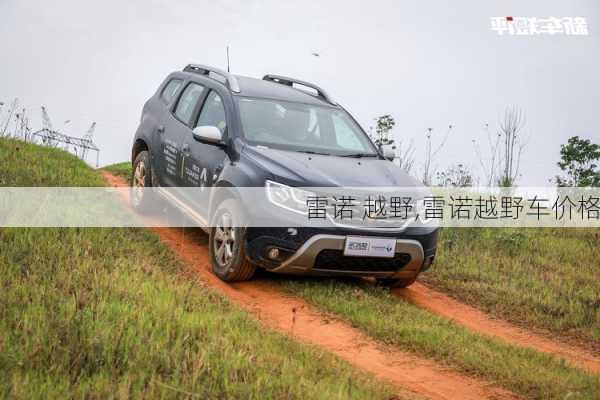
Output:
[
  {"xmin": 160, "ymin": 79, "xmax": 183, "ymax": 104},
  {"xmin": 174, "ymin": 83, "xmax": 205, "ymax": 125},
  {"xmin": 196, "ymin": 91, "xmax": 227, "ymax": 134}
]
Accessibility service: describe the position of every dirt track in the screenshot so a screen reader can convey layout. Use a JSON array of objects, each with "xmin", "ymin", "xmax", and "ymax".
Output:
[
  {"xmin": 393, "ymin": 283, "xmax": 600, "ymax": 374},
  {"xmin": 155, "ymin": 226, "xmax": 518, "ymax": 400},
  {"xmin": 102, "ymin": 171, "xmax": 516, "ymax": 400}
]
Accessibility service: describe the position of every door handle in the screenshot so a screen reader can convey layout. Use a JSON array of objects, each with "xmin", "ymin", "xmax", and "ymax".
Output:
[{"xmin": 157, "ymin": 126, "xmax": 165, "ymax": 135}]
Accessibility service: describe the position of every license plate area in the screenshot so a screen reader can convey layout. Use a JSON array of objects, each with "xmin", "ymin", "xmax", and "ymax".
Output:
[{"xmin": 343, "ymin": 236, "xmax": 396, "ymax": 258}]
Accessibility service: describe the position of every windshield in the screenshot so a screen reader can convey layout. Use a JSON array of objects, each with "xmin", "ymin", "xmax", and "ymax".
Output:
[{"xmin": 236, "ymin": 97, "xmax": 378, "ymax": 156}]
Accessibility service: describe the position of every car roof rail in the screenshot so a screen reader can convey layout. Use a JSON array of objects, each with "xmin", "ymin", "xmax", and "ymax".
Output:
[
  {"xmin": 262, "ymin": 74, "xmax": 336, "ymax": 105},
  {"xmin": 183, "ymin": 64, "xmax": 241, "ymax": 93}
]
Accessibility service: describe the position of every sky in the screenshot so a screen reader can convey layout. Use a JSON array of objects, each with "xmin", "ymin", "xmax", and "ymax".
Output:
[{"xmin": 0, "ymin": 0, "xmax": 598, "ymax": 185}]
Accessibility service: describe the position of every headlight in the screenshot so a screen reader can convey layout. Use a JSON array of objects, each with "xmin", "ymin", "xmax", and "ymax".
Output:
[{"xmin": 265, "ymin": 180, "xmax": 315, "ymax": 215}]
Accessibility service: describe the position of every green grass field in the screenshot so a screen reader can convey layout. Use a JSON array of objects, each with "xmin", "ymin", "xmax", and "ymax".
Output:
[
  {"xmin": 101, "ymin": 156, "xmax": 600, "ymax": 399},
  {"xmin": 280, "ymin": 278, "xmax": 600, "ymax": 400},
  {"xmin": 424, "ymin": 228, "xmax": 600, "ymax": 343},
  {"xmin": 8, "ymin": 139, "xmax": 597, "ymax": 399},
  {"xmin": 99, "ymin": 156, "xmax": 600, "ymax": 346},
  {"xmin": 103, "ymin": 161, "xmax": 132, "ymax": 184},
  {"xmin": 0, "ymin": 138, "xmax": 395, "ymax": 399}
]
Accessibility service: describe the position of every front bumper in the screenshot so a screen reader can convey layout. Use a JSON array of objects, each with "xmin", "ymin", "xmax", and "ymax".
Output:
[
  {"xmin": 246, "ymin": 227, "xmax": 438, "ymax": 278},
  {"xmin": 272, "ymin": 234, "xmax": 425, "ymax": 279}
]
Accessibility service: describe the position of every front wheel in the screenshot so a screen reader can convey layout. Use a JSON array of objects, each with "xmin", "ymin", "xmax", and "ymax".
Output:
[
  {"xmin": 209, "ymin": 199, "xmax": 256, "ymax": 282},
  {"xmin": 377, "ymin": 275, "xmax": 418, "ymax": 288}
]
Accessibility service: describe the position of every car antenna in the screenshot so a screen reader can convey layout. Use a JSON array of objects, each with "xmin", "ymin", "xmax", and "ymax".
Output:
[{"xmin": 226, "ymin": 45, "xmax": 231, "ymax": 73}]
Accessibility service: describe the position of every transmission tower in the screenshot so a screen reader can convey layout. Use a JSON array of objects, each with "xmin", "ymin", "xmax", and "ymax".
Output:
[
  {"xmin": 39, "ymin": 106, "xmax": 58, "ymax": 146},
  {"xmin": 14, "ymin": 108, "xmax": 26, "ymax": 139},
  {"xmin": 80, "ymin": 122, "xmax": 96, "ymax": 159},
  {"xmin": 31, "ymin": 107, "xmax": 100, "ymax": 167},
  {"xmin": 41, "ymin": 106, "xmax": 53, "ymax": 130},
  {"xmin": 19, "ymin": 108, "xmax": 32, "ymax": 142}
]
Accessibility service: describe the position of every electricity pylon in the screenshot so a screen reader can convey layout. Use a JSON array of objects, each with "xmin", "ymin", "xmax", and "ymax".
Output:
[{"xmin": 80, "ymin": 122, "xmax": 96, "ymax": 159}]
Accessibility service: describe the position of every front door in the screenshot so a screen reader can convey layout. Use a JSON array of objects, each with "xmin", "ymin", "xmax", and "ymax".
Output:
[
  {"xmin": 160, "ymin": 82, "xmax": 206, "ymax": 188},
  {"xmin": 179, "ymin": 89, "xmax": 229, "ymax": 217}
]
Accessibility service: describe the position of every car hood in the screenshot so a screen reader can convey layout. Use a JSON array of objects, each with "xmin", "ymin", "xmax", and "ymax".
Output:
[{"xmin": 243, "ymin": 145, "xmax": 424, "ymax": 188}]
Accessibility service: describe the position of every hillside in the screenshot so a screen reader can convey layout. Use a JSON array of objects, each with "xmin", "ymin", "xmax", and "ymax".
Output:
[
  {"xmin": 0, "ymin": 138, "xmax": 393, "ymax": 399},
  {"xmin": 101, "ymin": 158, "xmax": 600, "ymax": 399},
  {"xmin": 1, "ymin": 137, "xmax": 598, "ymax": 400},
  {"xmin": 101, "ymin": 152, "xmax": 599, "ymax": 343}
]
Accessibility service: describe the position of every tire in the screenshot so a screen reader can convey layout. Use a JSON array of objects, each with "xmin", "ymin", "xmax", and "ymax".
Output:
[
  {"xmin": 209, "ymin": 199, "xmax": 256, "ymax": 282},
  {"xmin": 377, "ymin": 275, "xmax": 418, "ymax": 288},
  {"xmin": 131, "ymin": 150, "xmax": 158, "ymax": 214}
]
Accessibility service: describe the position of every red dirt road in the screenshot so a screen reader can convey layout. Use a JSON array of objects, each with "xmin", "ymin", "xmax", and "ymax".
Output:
[
  {"xmin": 154, "ymin": 226, "xmax": 517, "ymax": 400},
  {"xmin": 102, "ymin": 171, "xmax": 516, "ymax": 400},
  {"xmin": 393, "ymin": 283, "xmax": 600, "ymax": 374}
]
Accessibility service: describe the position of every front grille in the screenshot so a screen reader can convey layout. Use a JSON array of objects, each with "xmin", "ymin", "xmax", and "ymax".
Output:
[{"xmin": 313, "ymin": 250, "xmax": 411, "ymax": 272}]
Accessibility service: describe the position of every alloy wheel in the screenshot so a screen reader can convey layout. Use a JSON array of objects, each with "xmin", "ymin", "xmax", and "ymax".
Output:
[
  {"xmin": 132, "ymin": 160, "xmax": 145, "ymax": 206},
  {"xmin": 214, "ymin": 212, "xmax": 236, "ymax": 267}
]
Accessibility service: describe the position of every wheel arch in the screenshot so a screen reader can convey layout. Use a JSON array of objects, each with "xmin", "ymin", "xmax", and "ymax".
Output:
[
  {"xmin": 131, "ymin": 138, "xmax": 150, "ymax": 165},
  {"xmin": 208, "ymin": 181, "xmax": 244, "ymax": 223}
]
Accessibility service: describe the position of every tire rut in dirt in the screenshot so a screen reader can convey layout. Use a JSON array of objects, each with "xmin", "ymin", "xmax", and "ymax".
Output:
[
  {"xmin": 151, "ymin": 225, "xmax": 517, "ymax": 400},
  {"xmin": 102, "ymin": 171, "xmax": 518, "ymax": 400},
  {"xmin": 393, "ymin": 282, "xmax": 600, "ymax": 374}
]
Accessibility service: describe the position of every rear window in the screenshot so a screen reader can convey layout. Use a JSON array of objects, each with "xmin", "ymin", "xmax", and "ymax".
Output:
[{"xmin": 160, "ymin": 79, "xmax": 183, "ymax": 103}]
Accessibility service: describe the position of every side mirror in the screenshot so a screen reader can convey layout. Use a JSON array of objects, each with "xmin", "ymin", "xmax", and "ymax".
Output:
[
  {"xmin": 192, "ymin": 125, "xmax": 224, "ymax": 145},
  {"xmin": 382, "ymin": 144, "xmax": 395, "ymax": 161}
]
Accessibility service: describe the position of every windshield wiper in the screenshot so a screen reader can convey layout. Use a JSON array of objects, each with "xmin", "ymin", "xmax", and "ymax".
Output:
[
  {"xmin": 338, "ymin": 153, "xmax": 379, "ymax": 158},
  {"xmin": 297, "ymin": 150, "xmax": 331, "ymax": 156}
]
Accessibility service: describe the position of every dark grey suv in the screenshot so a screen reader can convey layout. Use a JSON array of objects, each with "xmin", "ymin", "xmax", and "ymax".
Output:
[{"xmin": 130, "ymin": 64, "xmax": 438, "ymax": 287}]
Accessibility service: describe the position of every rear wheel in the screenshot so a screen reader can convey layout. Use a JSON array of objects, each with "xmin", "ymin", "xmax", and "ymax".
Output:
[
  {"xmin": 131, "ymin": 150, "xmax": 158, "ymax": 214},
  {"xmin": 209, "ymin": 199, "xmax": 256, "ymax": 282}
]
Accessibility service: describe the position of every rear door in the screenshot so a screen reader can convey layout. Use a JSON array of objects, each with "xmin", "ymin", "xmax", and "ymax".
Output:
[
  {"xmin": 179, "ymin": 89, "xmax": 230, "ymax": 216},
  {"xmin": 150, "ymin": 78, "xmax": 183, "ymax": 186},
  {"xmin": 158, "ymin": 81, "xmax": 206, "ymax": 187}
]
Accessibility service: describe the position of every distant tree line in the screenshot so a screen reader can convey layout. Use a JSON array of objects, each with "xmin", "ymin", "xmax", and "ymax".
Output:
[{"xmin": 370, "ymin": 109, "xmax": 599, "ymax": 187}]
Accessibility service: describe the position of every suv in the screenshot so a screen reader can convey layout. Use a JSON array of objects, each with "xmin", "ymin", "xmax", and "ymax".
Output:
[{"xmin": 131, "ymin": 64, "xmax": 438, "ymax": 287}]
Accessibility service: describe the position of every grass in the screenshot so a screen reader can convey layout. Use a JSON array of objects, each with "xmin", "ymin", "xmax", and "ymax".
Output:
[
  {"xmin": 0, "ymin": 138, "xmax": 396, "ymax": 399},
  {"xmin": 0, "ymin": 138, "xmax": 104, "ymax": 187},
  {"xmin": 103, "ymin": 161, "xmax": 132, "ymax": 184},
  {"xmin": 424, "ymin": 228, "xmax": 600, "ymax": 343},
  {"xmin": 99, "ymin": 158, "xmax": 600, "ymax": 344},
  {"xmin": 280, "ymin": 278, "xmax": 600, "ymax": 400},
  {"xmin": 87, "ymin": 155, "xmax": 600, "ymax": 398}
]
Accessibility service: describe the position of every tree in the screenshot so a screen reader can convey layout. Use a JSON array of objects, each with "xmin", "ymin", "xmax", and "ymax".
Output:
[
  {"xmin": 497, "ymin": 106, "xmax": 526, "ymax": 187},
  {"xmin": 473, "ymin": 123, "xmax": 502, "ymax": 186},
  {"xmin": 555, "ymin": 136, "xmax": 600, "ymax": 187},
  {"xmin": 1, "ymin": 98, "xmax": 19, "ymax": 137},
  {"xmin": 395, "ymin": 139, "xmax": 416, "ymax": 173},
  {"xmin": 369, "ymin": 115, "xmax": 416, "ymax": 172},
  {"xmin": 371, "ymin": 115, "xmax": 395, "ymax": 146},
  {"xmin": 422, "ymin": 125, "xmax": 452, "ymax": 185},
  {"xmin": 436, "ymin": 163, "xmax": 473, "ymax": 187}
]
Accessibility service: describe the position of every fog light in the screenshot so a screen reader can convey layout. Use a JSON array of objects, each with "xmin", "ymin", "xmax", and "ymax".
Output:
[{"xmin": 268, "ymin": 248, "xmax": 280, "ymax": 260}]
